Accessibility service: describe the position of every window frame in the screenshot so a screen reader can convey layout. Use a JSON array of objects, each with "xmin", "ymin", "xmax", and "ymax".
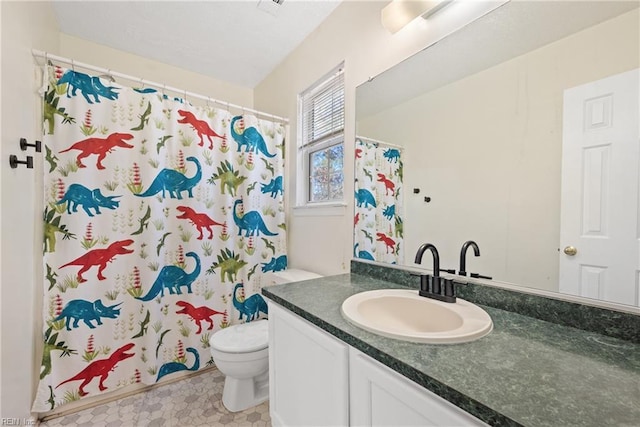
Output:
[{"xmin": 296, "ymin": 63, "xmax": 345, "ymax": 208}]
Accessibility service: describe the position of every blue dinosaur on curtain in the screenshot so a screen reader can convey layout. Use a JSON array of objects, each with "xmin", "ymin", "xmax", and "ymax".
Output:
[
  {"xmin": 354, "ymin": 137, "xmax": 404, "ymax": 264},
  {"xmin": 34, "ymin": 65, "xmax": 287, "ymax": 412}
]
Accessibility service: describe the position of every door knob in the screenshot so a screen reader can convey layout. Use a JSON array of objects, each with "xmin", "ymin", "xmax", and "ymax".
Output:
[{"xmin": 563, "ymin": 246, "xmax": 577, "ymax": 256}]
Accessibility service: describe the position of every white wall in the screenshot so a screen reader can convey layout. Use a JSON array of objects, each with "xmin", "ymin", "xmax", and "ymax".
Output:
[
  {"xmin": 254, "ymin": 0, "xmax": 505, "ymax": 276},
  {"xmin": 58, "ymin": 34, "xmax": 254, "ymax": 109},
  {"xmin": 358, "ymin": 9, "xmax": 639, "ymax": 291},
  {"xmin": 1, "ymin": 0, "xmax": 59, "ymax": 419}
]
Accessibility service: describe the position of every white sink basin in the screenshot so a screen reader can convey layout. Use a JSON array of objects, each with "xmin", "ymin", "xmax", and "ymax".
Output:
[{"xmin": 341, "ymin": 289, "xmax": 493, "ymax": 344}]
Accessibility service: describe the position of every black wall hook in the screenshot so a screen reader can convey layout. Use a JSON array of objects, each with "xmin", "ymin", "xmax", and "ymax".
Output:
[
  {"xmin": 9, "ymin": 155, "xmax": 33, "ymax": 169},
  {"xmin": 20, "ymin": 138, "xmax": 42, "ymax": 153}
]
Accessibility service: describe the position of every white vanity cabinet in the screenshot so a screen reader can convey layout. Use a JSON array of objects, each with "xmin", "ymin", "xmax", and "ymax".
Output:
[
  {"xmin": 268, "ymin": 302, "xmax": 350, "ymax": 427},
  {"xmin": 268, "ymin": 301, "xmax": 487, "ymax": 427},
  {"xmin": 349, "ymin": 349, "xmax": 487, "ymax": 426}
]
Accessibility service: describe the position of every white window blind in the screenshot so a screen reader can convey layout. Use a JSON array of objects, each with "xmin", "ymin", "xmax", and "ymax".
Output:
[{"xmin": 300, "ymin": 66, "xmax": 345, "ymax": 149}]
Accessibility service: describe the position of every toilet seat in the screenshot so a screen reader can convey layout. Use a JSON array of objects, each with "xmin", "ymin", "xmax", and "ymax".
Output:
[{"xmin": 210, "ymin": 320, "xmax": 268, "ymax": 353}]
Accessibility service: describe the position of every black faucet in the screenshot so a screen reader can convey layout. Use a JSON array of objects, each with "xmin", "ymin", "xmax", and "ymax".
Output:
[
  {"xmin": 458, "ymin": 240, "xmax": 480, "ymax": 277},
  {"xmin": 414, "ymin": 243, "xmax": 456, "ymax": 303},
  {"xmin": 415, "ymin": 243, "xmax": 440, "ymax": 277},
  {"xmin": 459, "ymin": 240, "xmax": 493, "ymax": 280}
]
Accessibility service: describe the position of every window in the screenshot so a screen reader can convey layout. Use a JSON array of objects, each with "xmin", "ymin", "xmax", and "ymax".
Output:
[{"xmin": 298, "ymin": 64, "xmax": 345, "ymax": 205}]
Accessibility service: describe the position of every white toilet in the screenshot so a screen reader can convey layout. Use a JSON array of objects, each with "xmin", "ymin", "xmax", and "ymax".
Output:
[{"xmin": 209, "ymin": 269, "xmax": 322, "ymax": 412}]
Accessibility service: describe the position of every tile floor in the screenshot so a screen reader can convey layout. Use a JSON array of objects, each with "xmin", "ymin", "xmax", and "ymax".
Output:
[{"xmin": 40, "ymin": 368, "xmax": 271, "ymax": 427}]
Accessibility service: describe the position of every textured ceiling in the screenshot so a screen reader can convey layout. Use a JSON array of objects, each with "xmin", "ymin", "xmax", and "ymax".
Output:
[{"xmin": 52, "ymin": 0, "xmax": 343, "ymax": 88}]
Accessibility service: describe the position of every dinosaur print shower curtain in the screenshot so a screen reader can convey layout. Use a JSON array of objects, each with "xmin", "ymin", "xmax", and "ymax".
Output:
[
  {"xmin": 354, "ymin": 137, "xmax": 404, "ymax": 264},
  {"xmin": 33, "ymin": 65, "xmax": 286, "ymax": 412}
]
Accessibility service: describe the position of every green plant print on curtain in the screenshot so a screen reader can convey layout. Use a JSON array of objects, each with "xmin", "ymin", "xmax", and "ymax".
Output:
[{"xmin": 33, "ymin": 65, "xmax": 287, "ymax": 412}]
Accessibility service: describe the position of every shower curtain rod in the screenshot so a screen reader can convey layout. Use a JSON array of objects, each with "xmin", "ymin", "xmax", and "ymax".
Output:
[
  {"xmin": 32, "ymin": 49, "xmax": 289, "ymax": 124},
  {"xmin": 357, "ymin": 135, "xmax": 403, "ymax": 149}
]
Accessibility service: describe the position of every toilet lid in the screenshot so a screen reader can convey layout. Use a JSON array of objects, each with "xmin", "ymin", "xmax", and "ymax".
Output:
[{"xmin": 209, "ymin": 320, "xmax": 268, "ymax": 353}]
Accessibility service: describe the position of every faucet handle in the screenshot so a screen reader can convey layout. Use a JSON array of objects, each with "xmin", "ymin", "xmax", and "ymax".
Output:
[
  {"xmin": 470, "ymin": 272, "xmax": 493, "ymax": 280},
  {"xmin": 410, "ymin": 272, "xmax": 431, "ymax": 293},
  {"xmin": 443, "ymin": 278, "xmax": 455, "ymax": 298},
  {"xmin": 441, "ymin": 268, "xmax": 456, "ymax": 274}
]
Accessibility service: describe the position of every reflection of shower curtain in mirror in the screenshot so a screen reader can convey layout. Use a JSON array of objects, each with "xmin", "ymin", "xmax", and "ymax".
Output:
[
  {"xmin": 33, "ymin": 65, "xmax": 286, "ymax": 412},
  {"xmin": 354, "ymin": 137, "xmax": 403, "ymax": 264}
]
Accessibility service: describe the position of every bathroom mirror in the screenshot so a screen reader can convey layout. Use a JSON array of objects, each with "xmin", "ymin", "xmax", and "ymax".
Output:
[{"xmin": 354, "ymin": 1, "xmax": 640, "ymax": 307}]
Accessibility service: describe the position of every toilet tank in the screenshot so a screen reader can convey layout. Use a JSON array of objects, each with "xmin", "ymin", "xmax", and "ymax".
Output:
[{"xmin": 265, "ymin": 269, "xmax": 322, "ymax": 285}]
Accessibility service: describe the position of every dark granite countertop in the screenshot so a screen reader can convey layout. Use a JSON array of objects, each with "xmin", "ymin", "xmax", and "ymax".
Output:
[{"xmin": 262, "ymin": 273, "xmax": 640, "ymax": 427}]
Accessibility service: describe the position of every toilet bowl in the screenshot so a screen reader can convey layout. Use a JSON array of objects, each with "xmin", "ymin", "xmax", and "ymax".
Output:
[
  {"xmin": 210, "ymin": 269, "xmax": 322, "ymax": 412},
  {"xmin": 210, "ymin": 320, "xmax": 269, "ymax": 412}
]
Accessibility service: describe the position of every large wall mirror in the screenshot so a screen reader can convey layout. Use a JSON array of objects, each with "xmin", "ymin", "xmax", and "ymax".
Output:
[{"xmin": 354, "ymin": 1, "xmax": 639, "ymax": 308}]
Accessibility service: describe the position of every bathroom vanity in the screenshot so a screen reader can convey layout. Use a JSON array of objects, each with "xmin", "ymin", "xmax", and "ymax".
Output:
[
  {"xmin": 263, "ymin": 271, "xmax": 640, "ymax": 426},
  {"xmin": 268, "ymin": 301, "xmax": 486, "ymax": 426}
]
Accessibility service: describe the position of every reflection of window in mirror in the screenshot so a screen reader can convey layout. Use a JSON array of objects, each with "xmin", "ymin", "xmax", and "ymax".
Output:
[{"xmin": 297, "ymin": 63, "xmax": 345, "ymax": 206}]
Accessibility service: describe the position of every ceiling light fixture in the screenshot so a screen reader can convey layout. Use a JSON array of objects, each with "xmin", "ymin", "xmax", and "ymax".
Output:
[{"xmin": 381, "ymin": 0, "xmax": 453, "ymax": 34}]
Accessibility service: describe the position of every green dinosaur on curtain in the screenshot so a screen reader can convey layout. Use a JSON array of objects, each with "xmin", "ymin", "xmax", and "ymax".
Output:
[
  {"xmin": 40, "ymin": 327, "xmax": 77, "ymax": 380},
  {"xmin": 44, "ymin": 88, "xmax": 76, "ymax": 135},
  {"xmin": 207, "ymin": 160, "xmax": 247, "ymax": 196},
  {"xmin": 206, "ymin": 249, "xmax": 247, "ymax": 282},
  {"xmin": 43, "ymin": 207, "xmax": 76, "ymax": 253}
]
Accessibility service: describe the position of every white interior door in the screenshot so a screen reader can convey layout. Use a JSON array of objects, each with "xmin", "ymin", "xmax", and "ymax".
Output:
[{"xmin": 560, "ymin": 68, "xmax": 640, "ymax": 306}]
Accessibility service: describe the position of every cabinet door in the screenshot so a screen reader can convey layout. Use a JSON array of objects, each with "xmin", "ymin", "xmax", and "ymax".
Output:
[
  {"xmin": 350, "ymin": 349, "xmax": 487, "ymax": 426},
  {"xmin": 268, "ymin": 302, "xmax": 349, "ymax": 427}
]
